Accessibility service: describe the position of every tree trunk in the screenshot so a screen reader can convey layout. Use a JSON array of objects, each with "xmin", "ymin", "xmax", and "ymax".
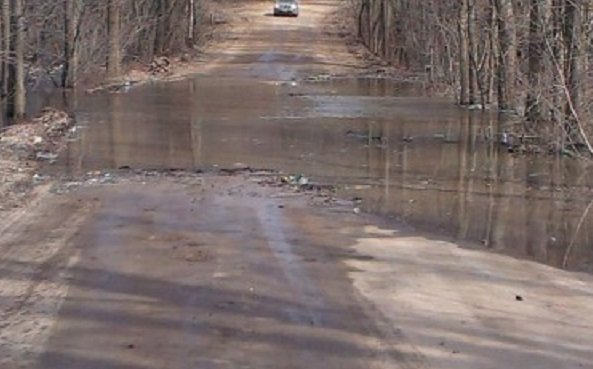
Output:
[
  {"xmin": 551, "ymin": 0, "xmax": 565, "ymax": 145},
  {"xmin": 62, "ymin": 0, "xmax": 80, "ymax": 88},
  {"xmin": 382, "ymin": 0, "xmax": 390, "ymax": 58},
  {"xmin": 154, "ymin": 0, "xmax": 170, "ymax": 55},
  {"xmin": 486, "ymin": 1, "xmax": 497, "ymax": 106},
  {"xmin": 1, "ymin": 0, "xmax": 9, "ymax": 98},
  {"xmin": 107, "ymin": 0, "xmax": 121, "ymax": 79},
  {"xmin": 458, "ymin": 0, "xmax": 470, "ymax": 105},
  {"xmin": 525, "ymin": 0, "xmax": 548, "ymax": 126},
  {"xmin": 495, "ymin": 0, "xmax": 517, "ymax": 112},
  {"xmin": 468, "ymin": 0, "xmax": 479, "ymax": 105},
  {"xmin": 564, "ymin": 0, "xmax": 583, "ymax": 126},
  {"xmin": 187, "ymin": 0, "xmax": 195, "ymax": 46},
  {"xmin": 13, "ymin": 0, "xmax": 25, "ymax": 119}
]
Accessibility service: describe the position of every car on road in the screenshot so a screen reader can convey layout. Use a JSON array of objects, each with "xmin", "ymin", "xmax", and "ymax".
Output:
[{"xmin": 274, "ymin": 0, "xmax": 299, "ymax": 17}]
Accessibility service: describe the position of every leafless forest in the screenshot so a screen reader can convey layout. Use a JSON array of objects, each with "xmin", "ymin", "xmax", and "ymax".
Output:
[
  {"xmin": 0, "ymin": 0, "xmax": 205, "ymax": 122},
  {"xmin": 356, "ymin": 0, "xmax": 593, "ymax": 153}
]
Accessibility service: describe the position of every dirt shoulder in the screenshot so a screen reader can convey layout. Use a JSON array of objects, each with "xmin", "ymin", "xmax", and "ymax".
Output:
[{"xmin": 0, "ymin": 109, "xmax": 74, "ymax": 214}]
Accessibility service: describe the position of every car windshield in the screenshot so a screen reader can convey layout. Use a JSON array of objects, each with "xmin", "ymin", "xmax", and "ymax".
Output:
[{"xmin": 278, "ymin": 0, "xmax": 295, "ymax": 4}]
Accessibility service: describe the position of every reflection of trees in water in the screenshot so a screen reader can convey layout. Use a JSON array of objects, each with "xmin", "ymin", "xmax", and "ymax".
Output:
[
  {"xmin": 110, "ymin": 93, "xmax": 121, "ymax": 169},
  {"xmin": 456, "ymin": 112, "xmax": 472, "ymax": 240},
  {"xmin": 190, "ymin": 80, "xmax": 203, "ymax": 169},
  {"xmin": 563, "ymin": 200, "xmax": 593, "ymax": 269},
  {"xmin": 373, "ymin": 111, "xmax": 593, "ymax": 271},
  {"xmin": 61, "ymin": 92, "xmax": 82, "ymax": 175},
  {"xmin": 467, "ymin": 123, "xmax": 593, "ymax": 270}
]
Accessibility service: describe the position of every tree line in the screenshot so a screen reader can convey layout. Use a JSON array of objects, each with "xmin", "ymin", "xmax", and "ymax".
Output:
[
  {"xmin": 0, "ymin": 0, "xmax": 205, "ymax": 123},
  {"xmin": 356, "ymin": 0, "xmax": 593, "ymax": 154}
]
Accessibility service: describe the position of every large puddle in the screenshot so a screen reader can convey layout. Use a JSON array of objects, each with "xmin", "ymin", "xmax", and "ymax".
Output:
[{"xmin": 45, "ymin": 75, "xmax": 593, "ymax": 273}]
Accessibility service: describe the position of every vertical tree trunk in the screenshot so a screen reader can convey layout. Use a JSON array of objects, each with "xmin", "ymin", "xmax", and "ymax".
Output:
[
  {"xmin": 382, "ymin": 0, "xmax": 390, "ymax": 58},
  {"xmin": 468, "ymin": 0, "xmax": 479, "ymax": 105},
  {"xmin": 371, "ymin": 0, "xmax": 382, "ymax": 54},
  {"xmin": 62, "ymin": 0, "xmax": 80, "ymax": 88},
  {"xmin": 495, "ymin": 0, "xmax": 517, "ymax": 112},
  {"xmin": 187, "ymin": 0, "xmax": 195, "ymax": 46},
  {"xmin": 525, "ymin": 0, "xmax": 547, "ymax": 126},
  {"xmin": 564, "ymin": 0, "xmax": 583, "ymax": 127},
  {"xmin": 13, "ymin": 0, "xmax": 25, "ymax": 119},
  {"xmin": 367, "ymin": 0, "xmax": 373, "ymax": 51},
  {"xmin": 358, "ymin": 0, "xmax": 368, "ymax": 41},
  {"xmin": 154, "ymin": 0, "xmax": 170, "ymax": 55},
  {"xmin": 1, "ymin": 0, "xmax": 9, "ymax": 97},
  {"xmin": 551, "ymin": 0, "xmax": 565, "ymax": 142},
  {"xmin": 107, "ymin": 0, "xmax": 121, "ymax": 79},
  {"xmin": 458, "ymin": 0, "xmax": 470, "ymax": 105},
  {"xmin": 486, "ymin": 1, "xmax": 497, "ymax": 106}
]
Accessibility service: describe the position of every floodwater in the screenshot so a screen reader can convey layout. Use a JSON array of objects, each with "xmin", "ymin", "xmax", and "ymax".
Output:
[{"xmin": 44, "ymin": 74, "xmax": 593, "ymax": 274}]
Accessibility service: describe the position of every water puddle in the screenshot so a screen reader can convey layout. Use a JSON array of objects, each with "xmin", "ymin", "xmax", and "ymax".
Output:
[{"xmin": 49, "ymin": 76, "xmax": 593, "ymax": 273}]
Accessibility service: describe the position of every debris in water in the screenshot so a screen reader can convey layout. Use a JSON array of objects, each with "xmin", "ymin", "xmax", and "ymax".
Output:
[
  {"xmin": 32, "ymin": 174, "xmax": 46, "ymax": 184},
  {"xmin": 35, "ymin": 151, "xmax": 58, "ymax": 161},
  {"xmin": 467, "ymin": 104, "xmax": 484, "ymax": 110},
  {"xmin": 281, "ymin": 174, "xmax": 309, "ymax": 187},
  {"xmin": 305, "ymin": 73, "xmax": 332, "ymax": 82}
]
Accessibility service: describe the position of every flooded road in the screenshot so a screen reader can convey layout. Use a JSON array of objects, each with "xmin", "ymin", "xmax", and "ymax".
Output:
[
  {"xmin": 56, "ymin": 53, "xmax": 593, "ymax": 274},
  {"xmin": 4, "ymin": 1, "xmax": 593, "ymax": 369}
]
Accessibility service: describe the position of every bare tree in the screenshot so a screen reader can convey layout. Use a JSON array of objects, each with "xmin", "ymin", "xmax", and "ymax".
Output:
[
  {"xmin": 494, "ymin": 0, "xmax": 517, "ymax": 112},
  {"xmin": 525, "ymin": 0, "xmax": 548, "ymax": 127},
  {"xmin": 355, "ymin": 0, "xmax": 593, "ymax": 153},
  {"xmin": 458, "ymin": 0, "xmax": 470, "ymax": 105},
  {"xmin": 62, "ymin": 0, "xmax": 82, "ymax": 88},
  {"xmin": 1, "ymin": 0, "xmax": 9, "ymax": 97},
  {"xmin": 107, "ymin": 0, "xmax": 121, "ymax": 79},
  {"xmin": 13, "ymin": 0, "xmax": 26, "ymax": 119}
]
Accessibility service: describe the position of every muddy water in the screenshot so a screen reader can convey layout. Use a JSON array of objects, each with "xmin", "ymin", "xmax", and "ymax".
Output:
[{"xmin": 56, "ymin": 76, "xmax": 593, "ymax": 273}]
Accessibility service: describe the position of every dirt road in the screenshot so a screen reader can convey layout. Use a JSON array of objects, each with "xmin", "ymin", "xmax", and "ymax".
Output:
[{"xmin": 2, "ymin": 1, "xmax": 593, "ymax": 368}]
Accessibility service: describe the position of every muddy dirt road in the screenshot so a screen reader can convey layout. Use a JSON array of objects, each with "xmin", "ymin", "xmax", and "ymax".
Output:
[{"xmin": 2, "ymin": 1, "xmax": 593, "ymax": 368}]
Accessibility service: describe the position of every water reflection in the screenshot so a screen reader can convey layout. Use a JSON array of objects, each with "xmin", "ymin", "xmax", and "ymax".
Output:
[{"xmin": 50, "ymin": 77, "xmax": 593, "ymax": 273}]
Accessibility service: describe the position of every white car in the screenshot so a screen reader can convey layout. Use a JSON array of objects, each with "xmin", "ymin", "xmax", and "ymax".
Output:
[{"xmin": 274, "ymin": 0, "xmax": 299, "ymax": 17}]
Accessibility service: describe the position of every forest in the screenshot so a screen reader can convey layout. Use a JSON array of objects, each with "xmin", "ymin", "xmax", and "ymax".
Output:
[
  {"xmin": 0, "ymin": 0, "xmax": 204, "ymax": 124},
  {"xmin": 356, "ymin": 0, "xmax": 593, "ymax": 154}
]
